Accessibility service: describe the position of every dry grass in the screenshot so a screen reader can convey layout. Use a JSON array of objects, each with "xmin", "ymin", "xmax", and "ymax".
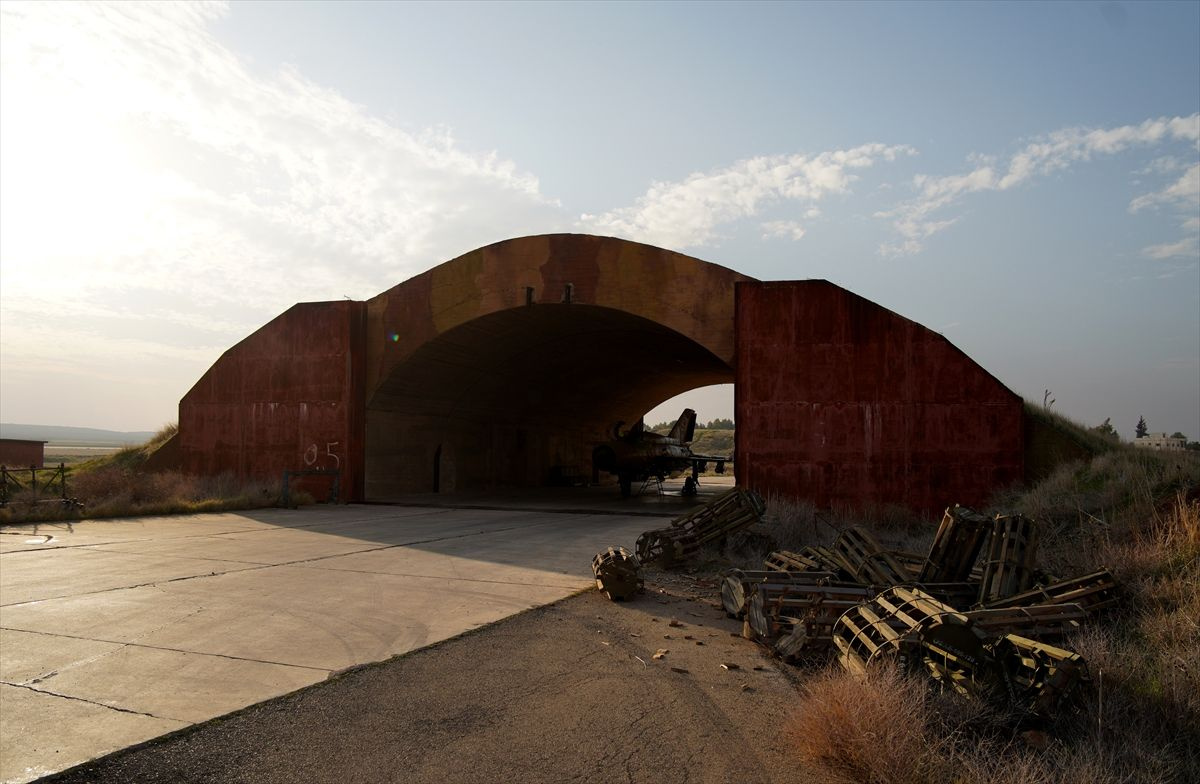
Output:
[
  {"xmin": 0, "ymin": 423, "xmax": 288, "ymax": 523},
  {"xmin": 750, "ymin": 495, "xmax": 927, "ymax": 568},
  {"xmin": 0, "ymin": 468, "xmax": 280, "ymax": 523},
  {"xmin": 777, "ymin": 447, "xmax": 1200, "ymax": 784},
  {"xmin": 789, "ymin": 663, "xmax": 949, "ymax": 784}
]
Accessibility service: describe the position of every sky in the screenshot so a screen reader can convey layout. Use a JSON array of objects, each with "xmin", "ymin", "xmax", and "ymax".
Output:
[{"xmin": 1, "ymin": 0, "xmax": 1197, "ymax": 440}]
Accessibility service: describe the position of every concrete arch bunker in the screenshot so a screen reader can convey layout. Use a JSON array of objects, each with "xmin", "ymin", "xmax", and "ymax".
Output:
[
  {"xmin": 361, "ymin": 235, "xmax": 749, "ymax": 498},
  {"xmin": 171, "ymin": 233, "xmax": 1026, "ymax": 512}
]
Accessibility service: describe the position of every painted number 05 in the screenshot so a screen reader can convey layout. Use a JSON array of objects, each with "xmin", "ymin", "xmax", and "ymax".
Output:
[{"xmin": 303, "ymin": 442, "xmax": 340, "ymax": 469}]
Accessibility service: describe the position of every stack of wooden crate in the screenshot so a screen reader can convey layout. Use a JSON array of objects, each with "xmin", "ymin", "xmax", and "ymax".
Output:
[{"xmin": 722, "ymin": 505, "xmax": 1117, "ymax": 718}]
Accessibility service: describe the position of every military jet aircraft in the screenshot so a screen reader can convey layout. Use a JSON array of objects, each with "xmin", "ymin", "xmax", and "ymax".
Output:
[{"xmin": 591, "ymin": 408, "xmax": 728, "ymax": 497}]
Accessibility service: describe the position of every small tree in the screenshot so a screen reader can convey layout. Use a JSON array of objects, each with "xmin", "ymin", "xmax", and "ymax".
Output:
[
  {"xmin": 1135, "ymin": 416, "xmax": 1148, "ymax": 439},
  {"xmin": 1091, "ymin": 418, "xmax": 1118, "ymax": 440},
  {"xmin": 1170, "ymin": 431, "xmax": 1186, "ymax": 440}
]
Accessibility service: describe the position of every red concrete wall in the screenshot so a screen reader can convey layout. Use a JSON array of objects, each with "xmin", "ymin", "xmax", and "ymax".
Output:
[
  {"xmin": 178, "ymin": 301, "xmax": 366, "ymax": 501},
  {"xmin": 735, "ymin": 281, "xmax": 1023, "ymax": 513},
  {"xmin": 0, "ymin": 440, "xmax": 46, "ymax": 469}
]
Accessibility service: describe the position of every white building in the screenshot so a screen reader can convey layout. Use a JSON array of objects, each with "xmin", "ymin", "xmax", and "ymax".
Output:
[{"xmin": 1134, "ymin": 432, "xmax": 1187, "ymax": 451}]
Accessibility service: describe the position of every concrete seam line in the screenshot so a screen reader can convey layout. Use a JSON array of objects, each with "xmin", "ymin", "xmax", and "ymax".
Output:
[
  {"xmin": 287, "ymin": 565, "xmax": 584, "ymax": 588},
  {"xmin": 0, "ymin": 680, "xmax": 186, "ymax": 724},
  {"xmin": 0, "ymin": 522, "xmax": 584, "ymax": 608},
  {"xmin": 0, "ymin": 626, "xmax": 334, "ymax": 673}
]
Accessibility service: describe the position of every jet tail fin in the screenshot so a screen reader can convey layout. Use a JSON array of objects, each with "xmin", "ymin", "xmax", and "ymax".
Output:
[{"xmin": 668, "ymin": 408, "xmax": 697, "ymax": 443}]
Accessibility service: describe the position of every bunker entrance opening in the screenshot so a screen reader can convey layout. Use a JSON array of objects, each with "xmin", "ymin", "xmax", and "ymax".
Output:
[{"xmin": 364, "ymin": 304, "xmax": 733, "ymax": 499}]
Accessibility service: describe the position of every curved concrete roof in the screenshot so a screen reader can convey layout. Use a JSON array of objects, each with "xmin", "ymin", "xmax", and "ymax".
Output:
[{"xmin": 367, "ymin": 235, "xmax": 753, "ymax": 383}]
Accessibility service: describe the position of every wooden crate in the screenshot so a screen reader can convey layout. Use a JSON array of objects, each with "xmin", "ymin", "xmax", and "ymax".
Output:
[
  {"xmin": 746, "ymin": 582, "xmax": 875, "ymax": 641},
  {"xmin": 991, "ymin": 634, "xmax": 1088, "ymax": 717},
  {"xmin": 920, "ymin": 505, "xmax": 992, "ymax": 583},
  {"xmin": 833, "ymin": 586, "xmax": 987, "ymax": 691},
  {"xmin": 978, "ymin": 514, "xmax": 1039, "ymax": 605},
  {"xmin": 834, "ymin": 525, "xmax": 910, "ymax": 587},
  {"xmin": 591, "ymin": 546, "xmax": 644, "ymax": 601}
]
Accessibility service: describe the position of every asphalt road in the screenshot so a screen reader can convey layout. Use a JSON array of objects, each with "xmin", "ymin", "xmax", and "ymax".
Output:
[{"xmin": 41, "ymin": 581, "xmax": 806, "ymax": 784}]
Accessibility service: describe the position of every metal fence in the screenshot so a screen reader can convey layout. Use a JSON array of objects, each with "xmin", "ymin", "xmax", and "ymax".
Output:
[{"xmin": 0, "ymin": 463, "xmax": 74, "ymax": 507}]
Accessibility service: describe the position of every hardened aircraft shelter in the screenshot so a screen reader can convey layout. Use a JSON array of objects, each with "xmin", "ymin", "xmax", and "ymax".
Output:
[{"xmin": 165, "ymin": 234, "xmax": 1025, "ymax": 512}]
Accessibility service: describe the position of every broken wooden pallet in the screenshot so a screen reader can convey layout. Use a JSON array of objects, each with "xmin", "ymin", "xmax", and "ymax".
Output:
[
  {"xmin": 964, "ymin": 603, "xmax": 1087, "ymax": 642},
  {"xmin": 982, "ymin": 569, "xmax": 1118, "ymax": 615},
  {"xmin": 591, "ymin": 546, "xmax": 644, "ymax": 601},
  {"xmin": 763, "ymin": 549, "xmax": 824, "ymax": 573},
  {"xmin": 637, "ymin": 487, "xmax": 766, "ymax": 566},
  {"xmin": 719, "ymin": 569, "xmax": 838, "ymax": 618}
]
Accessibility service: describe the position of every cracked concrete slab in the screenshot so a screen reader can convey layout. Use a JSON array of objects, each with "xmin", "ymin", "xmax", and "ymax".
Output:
[
  {"xmin": 0, "ymin": 683, "xmax": 187, "ymax": 784},
  {"xmin": 5, "ymin": 643, "xmax": 326, "ymax": 724},
  {"xmin": 0, "ymin": 502, "xmax": 654, "ymax": 782},
  {"xmin": 0, "ymin": 548, "xmax": 261, "ymax": 606},
  {"xmin": 0, "ymin": 629, "xmax": 126, "ymax": 684}
]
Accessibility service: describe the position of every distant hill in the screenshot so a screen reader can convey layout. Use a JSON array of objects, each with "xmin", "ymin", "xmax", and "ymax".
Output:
[{"xmin": 0, "ymin": 423, "xmax": 156, "ymax": 446}]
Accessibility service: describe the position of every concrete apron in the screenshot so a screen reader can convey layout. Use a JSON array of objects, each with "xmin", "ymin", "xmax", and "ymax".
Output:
[{"xmin": 0, "ymin": 501, "xmax": 663, "ymax": 783}]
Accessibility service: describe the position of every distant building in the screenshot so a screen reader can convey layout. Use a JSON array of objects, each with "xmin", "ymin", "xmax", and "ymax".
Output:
[
  {"xmin": 1134, "ymin": 432, "xmax": 1186, "ymax": 451},
  {"xmin": 0, "ymin": 439, "xmax": 47, "ymax": 468}
]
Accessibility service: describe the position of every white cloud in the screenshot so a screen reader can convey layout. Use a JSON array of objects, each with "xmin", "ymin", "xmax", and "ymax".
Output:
[
  {"xmin": 1136, "ymin": 155, "xmax": 1187, "ymax": 176},
  {"xmin": 580, "ymin": 143, "xmax": 913, "ymax": 249},
  {"xmin": 1142, "ymin": 237, "xmax": 1199, "ymax": 260},
  {"xmin": 0, "ymin": 1, "xmax": 562, "ymax": 307},
  {"xmin": 1129, "ymin": 164, "xmax": 1200, "ymax": 213},
  {"xmin": 761, "ymin": 220, "xmax": 807, "ymax": 241},
  {"xmin": 878, "ymin": 115, "xmax": 1200, "ymax": 256},
  {"xmin": 0, "ymin": 1, "xmax": 567, "ymax": 425}
]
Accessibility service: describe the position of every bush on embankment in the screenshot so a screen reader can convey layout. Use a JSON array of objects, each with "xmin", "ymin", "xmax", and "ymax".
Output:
[{"xmin": 0, "ymin": 424, "xmax": 284, "ymax": 523}]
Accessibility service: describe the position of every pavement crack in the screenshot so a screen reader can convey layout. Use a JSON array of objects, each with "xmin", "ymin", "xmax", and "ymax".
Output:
[
  {"xmin": 1, "ymin": 680, "xmax": 182, "ymax": 723},
  {"xmin": 0, "ymin": 626, "xmax": 333, "ymax": 673},
  {"xmin": 0, "ymin": 565, "xmax": 264, "ymax": 608},
  {"xmin": 291, "ymin": 564, "xmax": 580, "ymax": 589}
]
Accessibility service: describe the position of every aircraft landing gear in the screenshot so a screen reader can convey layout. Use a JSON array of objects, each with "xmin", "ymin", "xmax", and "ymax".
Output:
[{"xmin": 682, "ymin": 476, "xmax": 698, "ymax": 496}]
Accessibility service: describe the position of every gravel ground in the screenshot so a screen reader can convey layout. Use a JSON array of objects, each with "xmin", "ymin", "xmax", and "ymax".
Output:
[{"xmin": 42, "ymin": 572, "xmax": 809, "ymax": 784}]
